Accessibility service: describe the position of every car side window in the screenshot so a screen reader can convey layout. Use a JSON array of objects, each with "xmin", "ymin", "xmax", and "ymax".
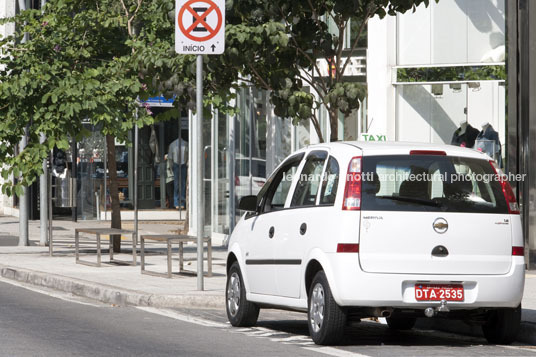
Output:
[
  {"xmin": 259, "ymin": 154, "xmax": 304, "ymax": 213},
  {"xmin": 290, "ymin": 151, "xmax": 328, "ymax": 207},
  {"xmin": 319, "ymin": 157, "xmax": 340, "ymax": 205}
]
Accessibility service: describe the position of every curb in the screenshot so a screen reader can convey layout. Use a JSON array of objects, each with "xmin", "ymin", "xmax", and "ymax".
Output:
[
  {"xmin": 0, "ymin": 265, "xmax": 225, "ymax": 310},
  {"xmin": 415, "ymin": 316, "xmax": 536, "ymax": 345}
]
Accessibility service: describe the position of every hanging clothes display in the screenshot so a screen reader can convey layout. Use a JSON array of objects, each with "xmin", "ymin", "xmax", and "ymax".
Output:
[
  {"xmin": 475, "ymin": 124, "xmax": 502, "ymax": 167},
  {"xmin": 451, "ymin": 123, "xmax": 479, "ymax": 148}
]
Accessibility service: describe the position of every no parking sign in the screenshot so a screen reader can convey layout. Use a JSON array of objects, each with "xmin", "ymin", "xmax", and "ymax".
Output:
[{"xmin": 175, "ymin": 0, "xmax": 225, "ymax": 54}]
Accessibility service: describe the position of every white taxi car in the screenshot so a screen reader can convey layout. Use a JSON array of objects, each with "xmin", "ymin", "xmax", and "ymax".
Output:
[{"xmin": 225, "ymin": 142, "xmax": 525, "ymax": 345}]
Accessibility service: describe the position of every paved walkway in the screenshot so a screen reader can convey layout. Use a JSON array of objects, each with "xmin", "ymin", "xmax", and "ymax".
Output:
[
  {"xmin": 0, "ymin": 215, "xmax": 226, "ymax": 308},
  {"xmin": 0, "ymin": 215, "xmax": 534, "ymax": 344}
]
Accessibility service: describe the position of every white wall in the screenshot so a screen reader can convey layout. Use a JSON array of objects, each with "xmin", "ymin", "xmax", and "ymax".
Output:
[
  {"xmin": 366, "ymin": 15, "xmax": 397, "ymax": 139},
  {"xmin": 398, "ymin": 0, "xmax": 505, "ymax": 65},
  {"xmin": 0, "ymin": 0, "xmax": 15, "ymax": 41},
  {"xmin": 368, "ymin": 0, "xmax": 506, "ymax": 151}
]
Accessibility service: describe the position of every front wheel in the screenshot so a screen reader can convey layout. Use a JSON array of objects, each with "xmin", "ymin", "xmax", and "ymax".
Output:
[
  {"xmin": 226, "ymin": 262, "xmax": 259, "ymax": 327},
  {"xmin": 308, "ymin": 271, "xmax": 346, "ymax": 345},
  {"xmin": 482, "ymin": 305, "xmax": 521, "ymax": 344}
]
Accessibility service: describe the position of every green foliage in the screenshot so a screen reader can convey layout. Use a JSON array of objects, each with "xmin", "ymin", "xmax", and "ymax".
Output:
[
  {"xmin": 0, "ymin": 0, "xmax": 154, "ymax": 195},
  {"xmin": 0, "ymin": 0, "xmax": 437, "ymax": 195},
  {"xmin": 205, "ymin": 0, "xmax": 437, "ymax": 141},
  {"xmin": 397, "ymin": 65, "xmax": 506, "ymax": 82}
]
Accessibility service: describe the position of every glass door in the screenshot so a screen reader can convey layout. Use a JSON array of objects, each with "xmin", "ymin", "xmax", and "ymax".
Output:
[{"xmin": 212, "ymin": 111, "xmax": 231, "ymax": 235}]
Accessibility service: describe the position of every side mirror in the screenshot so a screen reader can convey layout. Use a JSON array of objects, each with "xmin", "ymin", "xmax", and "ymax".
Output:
[{"xmin": 238, "ymin": 195, "xmax": 257, "ymax": 212}]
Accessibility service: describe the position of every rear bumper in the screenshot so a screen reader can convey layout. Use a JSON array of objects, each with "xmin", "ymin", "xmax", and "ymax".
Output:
[{"xmin": 326, "ymin": 254, "xmax": 525, "ymax": 309}]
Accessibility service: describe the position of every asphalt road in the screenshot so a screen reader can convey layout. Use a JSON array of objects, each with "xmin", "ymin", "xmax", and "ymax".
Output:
[{"xmin": 1, "ymin": 280, "xmax": 535, "ymax": 357}]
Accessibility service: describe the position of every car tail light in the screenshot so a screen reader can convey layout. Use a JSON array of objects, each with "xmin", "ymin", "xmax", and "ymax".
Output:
[
  {"xmin": 489, "ymin": 160, "xmax": 520, "ymax": 214},
  {"xmin": 235, "ymin": 176, "xmax": 240, "ymax": 186},
  {"xmin": 337, "ymin": 243, "xmax": 359, "ymax": 253},
  {"xmin": 512, "ymin": 246, "xmax": 524, "ymax": 256},
  {"xmin": 342, "ymin": 157, "xmax": 362, "ymax": 210},
  {"xmin": 409, "ymin": 150, "xmax": 446, "ymax": 156}
]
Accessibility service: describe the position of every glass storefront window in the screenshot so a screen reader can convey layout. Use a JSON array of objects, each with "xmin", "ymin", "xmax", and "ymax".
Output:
[
  {"xmin": 233, "ymin": 87, "xmax": 269, "ymax": 224},
  {"xmin": 76, "ymin": 125, "xmax": 105, "ymax": 219},
  {"xmin": 396, "ymin": 82, "xmax": 506, "ymax": 165}
]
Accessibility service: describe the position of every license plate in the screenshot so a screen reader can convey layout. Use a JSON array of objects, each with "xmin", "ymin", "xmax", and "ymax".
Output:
[{"xmin": 415, "ymin": 284, "xmax": 464, "ymax": 301}]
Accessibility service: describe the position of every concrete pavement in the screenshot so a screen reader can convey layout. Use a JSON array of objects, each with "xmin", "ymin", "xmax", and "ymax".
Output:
[
  {"xmin": 0, "ymin": 215, "xmax": 227, "ymax": 309},
  {"xmin": 0, "ymin": 215, "xmax": 535, "ymax": 345}
]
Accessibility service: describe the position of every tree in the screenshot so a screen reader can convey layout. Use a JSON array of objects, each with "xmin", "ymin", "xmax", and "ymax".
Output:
[
  {"xmin": 0, "ymin": 0, "xmax": 154, "ymax": 250},
  {"xmin": 126, "ymin": 0, "xmax": 439, "ymax": 145},
  {"xmin": 209, "ymin": 0, "xmax": 438, "ymax": 142},
  {"xmin": 133, "ymin": 0, "xmax": 438, "ymax": 142},
  {"xmin": 0, "ymin": 0, "xmax": 438, "ymax": 242}
]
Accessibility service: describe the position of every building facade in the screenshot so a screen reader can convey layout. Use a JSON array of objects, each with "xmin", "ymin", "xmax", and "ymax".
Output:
[
  {"xmin": 1, "ymin": 0, "xmax": 535, "ymax": 266},
  {"xmin": 506, "ymin": 0, "xmax": 536, "ymax": 268},
  {"xmin": 367, "ymin": 0, "xmax": 535, "ymax": 268}
]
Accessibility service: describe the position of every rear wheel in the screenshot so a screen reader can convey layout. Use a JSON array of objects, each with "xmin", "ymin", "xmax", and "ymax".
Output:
[
  {"xmin": 226, "ymin": 262, "xmax": 259, "ymax": 327},
  {"xmin": 386, "ymin": 317, "xmax": 416, "ymax": 330},
  {"xmin": 482, "ymin": 305, "xmax": 521, "ymax": 344},
  {"xmin": 308, "ymin": 271, "xmax": 346, "ymax": 345}
]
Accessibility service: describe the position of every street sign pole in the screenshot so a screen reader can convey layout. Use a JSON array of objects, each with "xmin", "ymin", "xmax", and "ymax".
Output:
[
  {"xmin": 196, "ymin": 54, "xmax": 204, "ymax": 290},
  {"xmin": 134, "ymin": 108, "xmax": 139, "ymax": 250},
  {"xmin": 176, "ymin": 0, "xmax": 224, "ymax": 291}
]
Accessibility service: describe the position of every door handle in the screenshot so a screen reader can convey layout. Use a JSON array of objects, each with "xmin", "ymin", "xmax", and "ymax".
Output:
[
  {"xmin": 300, "ymin": 223, "xmax": 307, "ymax": 235},
  {"xmin": 268, "ymin": 226, "xmax": 275, "ymax": 238}
]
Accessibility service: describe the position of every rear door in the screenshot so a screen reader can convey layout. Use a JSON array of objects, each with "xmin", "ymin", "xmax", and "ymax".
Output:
[{"xmin": 359, "ymin": 154, "xmax": 512, "ymax": 275}]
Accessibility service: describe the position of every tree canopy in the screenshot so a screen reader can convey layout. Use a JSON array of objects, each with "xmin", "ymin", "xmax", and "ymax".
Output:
[
  {"xmin": 0, "ymin": 0, "xmax": 437, "ymax": 197},
  {"xmin": 207, "ymin": 0, "xmax": 438, "ymax": 142},
  {"xmin": 0, "ymin": 0, "xmax": 155, "ymax": 196}
]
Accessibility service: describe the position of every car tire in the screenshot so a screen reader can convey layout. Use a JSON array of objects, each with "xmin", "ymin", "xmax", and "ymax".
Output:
[
  {"xmin": 308, "ymin": 271, "xmax": 346, "ymax": 345},
  {"xmin": 482, "ymin": 305, "xmax": 521, "ymax": 345},
  {"xmin": 386, "ymin": 317, "xmax": 416, "ymax": 330},
  {"xmin": 226, "ymin": 262, "xmax": 259, "ymax": 327}
]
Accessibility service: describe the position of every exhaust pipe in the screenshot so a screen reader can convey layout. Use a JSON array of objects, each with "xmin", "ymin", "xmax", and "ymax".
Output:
[{"xmin": 381, "ymin": 310, "xmax": 392, "ymax": 318}]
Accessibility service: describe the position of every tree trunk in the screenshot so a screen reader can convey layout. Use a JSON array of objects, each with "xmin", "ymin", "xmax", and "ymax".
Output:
[
  {"xmin": 329, "ymin": 108, "xmax": 339, "ymax": 142},
  {"xmin": 106, "ymin": 134, "xmax": 122, "ymax": 252}
]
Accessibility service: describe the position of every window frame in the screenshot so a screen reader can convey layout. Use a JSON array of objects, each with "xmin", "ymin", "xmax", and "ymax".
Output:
[
  {"xmin": 289, "ymin": 150, "xmax": 329, "ymax": 209},
  {"xmin": 253, "ymin": 153, "xmax": 305, "ymax": 216},
  {"xmin": 317, "ymin": 156, "xmax": 341, "ymax": 207}
]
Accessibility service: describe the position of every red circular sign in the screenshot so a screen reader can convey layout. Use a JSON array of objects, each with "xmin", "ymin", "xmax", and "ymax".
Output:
[{"xmin": 178, "ymin": 0, "xmax": 222, "ymax": 42}]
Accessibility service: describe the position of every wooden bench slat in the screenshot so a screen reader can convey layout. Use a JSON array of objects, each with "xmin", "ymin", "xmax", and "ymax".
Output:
[{"xmin": 76, "ymin": 228, "xmax": 134, "ymax": 235}]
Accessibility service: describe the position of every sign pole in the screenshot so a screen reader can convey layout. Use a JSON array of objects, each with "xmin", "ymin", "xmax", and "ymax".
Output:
[
  {"xmin": 196, "ymin": 54, "xmax": 204, "ymax": 291},
  {"xmin": 134, "ymin": 121, "xmax": 139, "ymax": 249},
  {"xmin": 176, "ymin": 0, "xmax": 225, "ymax": 291}
]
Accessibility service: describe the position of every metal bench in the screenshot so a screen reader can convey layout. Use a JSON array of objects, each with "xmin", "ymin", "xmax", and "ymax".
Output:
[
  {"xmin": 140, "ymin": 234, "xmax": 212, "ymax": 278},
  {"xmin": 75, "ymin": 228, "xmax": 137, "ymax": 267}
]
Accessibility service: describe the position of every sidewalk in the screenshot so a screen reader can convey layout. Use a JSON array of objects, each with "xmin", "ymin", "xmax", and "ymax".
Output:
[
  {"xmin": 0, "ymin": 215, "xmax": 227, "ymax": 309},
  {"xmin": 0, "ymin": 215, "xmax": 535, "ymax": 344}
]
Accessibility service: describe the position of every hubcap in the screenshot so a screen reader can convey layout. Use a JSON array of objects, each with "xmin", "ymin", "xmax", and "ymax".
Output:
[
  {"xmin": 227, "ymin": 272, "xmax": 241, "ymax": 317},
  {"xmin": 309, "ymin": 283, "xmax": 325, "ymax": 333}
]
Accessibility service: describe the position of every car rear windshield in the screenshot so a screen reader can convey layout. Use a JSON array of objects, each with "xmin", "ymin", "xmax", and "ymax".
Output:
[{"xmin": 361, "ymin": 155, "xmax": 508, "ymax": 213}]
